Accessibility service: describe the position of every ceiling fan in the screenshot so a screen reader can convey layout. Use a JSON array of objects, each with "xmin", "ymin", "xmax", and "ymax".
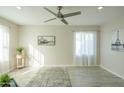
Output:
[{"xmin": 43, "ymin": 6, "xmax": 81, "ymax": 25}]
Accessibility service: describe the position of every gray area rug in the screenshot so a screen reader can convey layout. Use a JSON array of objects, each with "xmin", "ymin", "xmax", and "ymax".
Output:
[{"xmin": 26, "ymin": 67, "xmax": 71, "ymax": 87}]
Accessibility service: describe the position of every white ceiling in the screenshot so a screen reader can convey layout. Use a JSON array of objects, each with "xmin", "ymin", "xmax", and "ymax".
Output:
[{"xmin": 0, "ymin": 6, "xmax": 124, "ymax": 25}]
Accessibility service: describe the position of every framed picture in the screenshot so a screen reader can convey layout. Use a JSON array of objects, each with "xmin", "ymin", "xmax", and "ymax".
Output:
[
  {"xmin": 38, "ymin": 36, "xmax": 56, "ymax": 46},
  {"xmin": 111, "ymin": 30, "xmax": 124, "ymax": 52}
]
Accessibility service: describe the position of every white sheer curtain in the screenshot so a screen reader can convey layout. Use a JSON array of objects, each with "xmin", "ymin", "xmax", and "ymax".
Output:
[
  {"xmin": 73, "ymin": 31, "xmax": 97, "ymax": 66},
  {"xmin": 0, "ymin": 25, "xmax": 9, "ymax": 73}
]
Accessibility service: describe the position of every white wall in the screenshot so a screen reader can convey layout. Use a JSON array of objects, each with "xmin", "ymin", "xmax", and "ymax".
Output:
[
  {"xmin": 100, "ymin": 16, "xmax": 124, "ymax": 79},
  {"xmin": 0, "ymin": 17, "xmax": 18, "ymax": 71},
  {"xmin": 19, "ymin": 25, "xmax": 99, "ymax": 66}
]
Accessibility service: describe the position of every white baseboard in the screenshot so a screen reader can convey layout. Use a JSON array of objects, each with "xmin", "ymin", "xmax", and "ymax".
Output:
[
  {"xmin": 43, "ymin": 65, "xmax": 100, "ymax": 67},
  {"xmin": 43, "ymin": 65, "xmax": 75, "ymax": 67},
  {"xmin": 100, "ymin": 65, "xmax": 124, "ymax": 80},
  {"xmin": 9, "ymin": 66, "xmax": 29, "ymax": 73}
]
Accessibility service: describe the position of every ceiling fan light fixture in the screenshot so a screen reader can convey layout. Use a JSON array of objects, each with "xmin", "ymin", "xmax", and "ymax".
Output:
[
  {"xmin": 97, "ymin": 6, "xmax": 104, "ymax": 10},
  {"xmin": 43, "ymin": 6, "xmax": 81, "ymax": 25}
]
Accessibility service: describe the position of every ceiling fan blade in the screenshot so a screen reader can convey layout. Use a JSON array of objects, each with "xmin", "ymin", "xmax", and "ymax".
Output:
[
  {"xmin": 61, "ymin": 19, "xmax": 68, "ymax": 25},
  {"xmin": 44, "ymin": 7, "xmax": 57, "ymax": 17},
  {"xmin": 44, "ymin": 18, "xmax": 56, "ymax": 23},
  {"xmin": 63, "ymin": 11, "xmax": 81, "ymax": 18}
]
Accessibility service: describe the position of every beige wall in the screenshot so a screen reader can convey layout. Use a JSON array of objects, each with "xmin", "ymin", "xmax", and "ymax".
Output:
[
  {"xmin": 0, "ymin": 17, "xmax": 18, "ymax": 71},
  {"xmin": 18, "ymin": 25, "xmax": 99, "ymax": 66},
  {"xmin": 100, "ymin": 16, "xmax": 124, "ymax": 79},
  {"xmin": 0, "ymin": 17, "xmax": 100, "ymax": 70}
]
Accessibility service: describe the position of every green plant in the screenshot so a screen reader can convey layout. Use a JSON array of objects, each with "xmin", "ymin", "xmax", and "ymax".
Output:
[
  {"xmin": 16, "ymin": 47, "xmax": 24, "ymax": 54},
  {"xmin": 0, "ymin": 73, "xmax": 12, "ymax": 87}
]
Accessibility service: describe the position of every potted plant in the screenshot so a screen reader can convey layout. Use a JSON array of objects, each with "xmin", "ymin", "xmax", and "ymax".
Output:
[
  {"xmin": 0, "ymin": 73, "xmax": 12, "ymax": 87},
  {"xmin": 16, "ymin": 47, "xmax": 24, "ymax": 59},
  {"xmin": 16, "ymin": 47, "xmax": 24, "ymax": 54}
]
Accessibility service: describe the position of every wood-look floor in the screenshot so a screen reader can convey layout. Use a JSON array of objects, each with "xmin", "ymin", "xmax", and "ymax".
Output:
[{"xmin": 10, "ymin": 66, "xmax": 124, "ymax": 87}]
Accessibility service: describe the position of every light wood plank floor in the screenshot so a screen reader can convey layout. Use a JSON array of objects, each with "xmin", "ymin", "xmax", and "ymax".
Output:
[{"xmin": 10, "ymin": 66, "xmax": 124, "ymax": 87}]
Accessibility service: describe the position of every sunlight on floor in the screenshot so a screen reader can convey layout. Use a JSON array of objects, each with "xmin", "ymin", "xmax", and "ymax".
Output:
[
  {"xmin": 21, "ymin": 66, "xmax": 42, "ymax": 75},
  {"xmin": 10, "ymin": 67, "xmax": 41, "ymax": 87}
]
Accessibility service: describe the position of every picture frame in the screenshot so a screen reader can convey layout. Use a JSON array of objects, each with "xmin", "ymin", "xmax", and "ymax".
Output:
[
  {"xmin": 111, "ymin": 30, "xmax": 124, "ymax": 52},
  {"xmin": 38, "ymin": 36, "xmax": 56, "ymax": 46}
]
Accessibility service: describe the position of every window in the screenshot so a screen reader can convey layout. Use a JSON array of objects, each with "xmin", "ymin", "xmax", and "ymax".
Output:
[
  {"xmin": 74, "ymin": 31, "xmax": 97, "ymax": 66},
  {"xmin": 0, "ymin": 25, "xmax": 9, "ymax": 73},
  {"xmin": 75, "ymin": 32, "xmax": 95, "ymax": 56}
]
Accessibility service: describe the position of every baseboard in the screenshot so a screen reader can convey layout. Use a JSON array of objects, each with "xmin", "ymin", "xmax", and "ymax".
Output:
[
  {"xmin": 43, "ymin": 65, "xmax": 100, "ymax": 67},
  {"xmin": 43, "ymin": 65, "xmax": 74, "ymax": 67},
  {"xmin": 100, "ymin": 65, "xmax": 124, "ymax": 80},
  {"xmin": 9, "ymin": 66, "xmax": 29, "ymax": 73}
]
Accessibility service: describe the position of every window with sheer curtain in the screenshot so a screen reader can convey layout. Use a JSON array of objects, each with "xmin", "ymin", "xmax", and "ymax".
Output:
[
  {"xmin": 0, "ymin": 25, "xmax": 9, "ymax": 73},
  {"xmin": 74, "ymin": 31, "xmax": 97, "ymax": 66}
]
